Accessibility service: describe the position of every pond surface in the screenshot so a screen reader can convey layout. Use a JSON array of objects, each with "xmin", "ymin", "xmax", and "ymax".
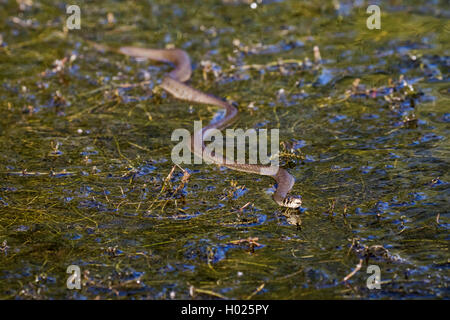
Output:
[{"xmin": 0, "ymin": 0, "xmax": 448, "ymax": 299}]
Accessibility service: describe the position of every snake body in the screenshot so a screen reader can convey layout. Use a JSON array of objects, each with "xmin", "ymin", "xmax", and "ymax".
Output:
[{"xmin": 119, "ymin": 46, "xmax": 302, "ymax": 208}]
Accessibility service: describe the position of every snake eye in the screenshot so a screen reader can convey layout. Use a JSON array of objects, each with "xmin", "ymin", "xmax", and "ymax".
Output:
[{"xmin": 285, "ymin": 195, "xmax": 302, "ymax": 208}]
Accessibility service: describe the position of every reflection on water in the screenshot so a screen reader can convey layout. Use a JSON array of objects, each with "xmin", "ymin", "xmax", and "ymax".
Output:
[{"xmin": 0, "ymin": 0, "xmax": 448, "ymax": 299}]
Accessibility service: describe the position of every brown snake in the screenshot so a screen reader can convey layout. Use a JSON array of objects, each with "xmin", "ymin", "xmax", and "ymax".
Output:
[{"xmin": 117, "ymin": 46, "xmax": 302, "ymax": 208}]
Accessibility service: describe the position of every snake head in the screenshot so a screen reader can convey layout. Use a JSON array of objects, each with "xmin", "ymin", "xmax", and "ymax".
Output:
[{"xmin": 283, "ymin": 195, "xmax": 302, "ymax": 208}]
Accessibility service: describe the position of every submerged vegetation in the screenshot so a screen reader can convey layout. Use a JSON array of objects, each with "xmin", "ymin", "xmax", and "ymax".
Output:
[{"xmin": 0, "ymin": 0, "xmax": 448, "ymax": 299}]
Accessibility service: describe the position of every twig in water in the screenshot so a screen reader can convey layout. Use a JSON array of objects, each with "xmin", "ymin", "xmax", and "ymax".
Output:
[
  {"xmin": 245, "ymin": 283, "xmax": 265, "ymax": 300},
  {"xmin": 343, "ymin": 258, "xmax": 364, "ymax": 282}
]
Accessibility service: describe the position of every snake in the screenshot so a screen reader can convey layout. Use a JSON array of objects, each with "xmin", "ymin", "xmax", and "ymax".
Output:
[{"xmin": 117, "ymin": 46, "xmax": 302, "ymax": 208}]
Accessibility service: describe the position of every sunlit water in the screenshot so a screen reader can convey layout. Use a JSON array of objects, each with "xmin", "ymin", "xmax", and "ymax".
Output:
[{"xmin": 0, "ymin": 0, "xmax": 448, "ymax": 299}]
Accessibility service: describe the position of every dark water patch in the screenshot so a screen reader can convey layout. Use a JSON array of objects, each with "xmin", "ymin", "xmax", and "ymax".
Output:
[{"xmin": 184, "ymin": 239, "xmax": 230, "ymax": 264}]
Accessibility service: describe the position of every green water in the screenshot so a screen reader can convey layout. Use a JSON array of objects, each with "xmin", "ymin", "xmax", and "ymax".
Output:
[{"xmin": 0, "ymin": 0, "xmax": 448, "ymax": 299}]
